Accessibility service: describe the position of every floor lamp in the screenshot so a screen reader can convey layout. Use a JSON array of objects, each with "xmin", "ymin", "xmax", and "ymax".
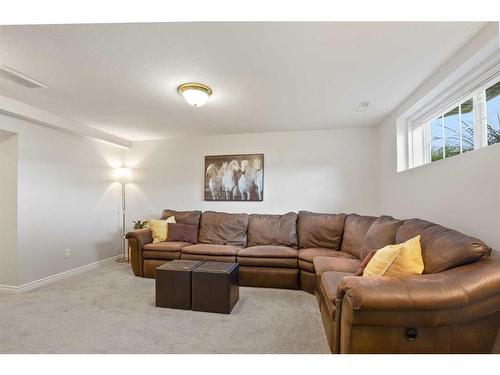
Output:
[{"xmin": 113, "ymin": 167, "xmax": 132, "ymax": 263}]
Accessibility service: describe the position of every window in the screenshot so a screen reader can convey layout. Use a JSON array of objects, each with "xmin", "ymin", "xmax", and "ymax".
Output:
[
  {"xmin": 461, "ymin": 99, "xmax": 474, "ymax": 152},
  {"xmin": 486, "ymin": 81, "xmax": 500, "ymax": 146},
  {"xmin": 429, "ymin": 98, "xmax": 474, "ymax": 162},
  {"xmin": 430, "ymin": 116, "xmax": 443, "ymax": 161},
  {"xmin": 410, "ymin": 77, "xmax": 500, "ymax": 168}
]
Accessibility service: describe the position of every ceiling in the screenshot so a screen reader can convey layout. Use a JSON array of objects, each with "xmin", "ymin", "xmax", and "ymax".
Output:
[{"xmin": 0, "ymin": 22, "xmax": 486, "ymax": 141}]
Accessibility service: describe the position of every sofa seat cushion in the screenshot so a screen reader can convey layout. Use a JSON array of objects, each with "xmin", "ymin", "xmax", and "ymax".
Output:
[
  {"xmin": 143, "ymin": 241, "xmax": 192, "ymax": 252},
  {"xmin": 321, "ymin": 271, "xmax": 354, "ymax": 302},
  {"xmin": 237, "ymin": 256, "xmax": 297, "ymax": 268},
  {"xmin": 298, "ymin": 247, "xmax": 356, "ymax": 263},
  {"xmin": 237, "ymin": 245, "xmax": 298, "ymax": 258},
  {"xmin": 313, "ymin": 256, "xmax": 361, "ymax": 276},
  {"xmin": 299, "ymin": 248, "xmax": 355, "ymax": 272},
  {"xmin": 181, "ymin": 243, "xmax": 241, "ymax": 256},
  {"xmin": 319, "ymin": 271, "xmax": 353, "ymax": 319}
]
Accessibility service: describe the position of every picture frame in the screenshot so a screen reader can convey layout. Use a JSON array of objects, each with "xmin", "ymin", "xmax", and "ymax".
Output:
[{"xmin": 204, "ymin": 153, "xmax": 264, "ymax": 201}]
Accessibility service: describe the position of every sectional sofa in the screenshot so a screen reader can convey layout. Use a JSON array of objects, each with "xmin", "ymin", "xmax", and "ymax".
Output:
[{"xmin": 126, "ymin": 209, "xmax": 500, "ymax": 353}]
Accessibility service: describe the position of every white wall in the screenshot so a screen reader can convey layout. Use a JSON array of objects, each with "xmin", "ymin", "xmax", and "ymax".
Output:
[
  {"xmin": 0, "ymin": 131, "xmax": 18, "ymax": 286},
  {"xmin": 125, "ymin": 128, "xmax": 379, "ymax": 222},
  {"xmin": 0, "ymin": 113, "xmax": 125, "ymax": 286}
]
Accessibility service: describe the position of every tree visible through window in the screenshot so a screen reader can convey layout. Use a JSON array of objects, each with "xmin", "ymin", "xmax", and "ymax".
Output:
[
  {"xmin": 431, "ymin": 117, "xmax": 443, "ymax": 161},
  {"xmin": 430, "ymin": 99, "xmax": 474, "ymax": 162},
  {"xmin": 486, "ymin": 81, "xmax": 500, "ymax": 146}
]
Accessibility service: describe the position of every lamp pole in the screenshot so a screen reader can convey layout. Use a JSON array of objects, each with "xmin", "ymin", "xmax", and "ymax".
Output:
[
  {"xmin": 113, "ymin": 167, "xmax": 132, "ymax": 263},
  {"xmin": 116, "ymin": 181, "xmax": 128, "ymax": 263},
  {"xmin": 121, "ymin": 182, "xmax": 127, "ymax": 262}
]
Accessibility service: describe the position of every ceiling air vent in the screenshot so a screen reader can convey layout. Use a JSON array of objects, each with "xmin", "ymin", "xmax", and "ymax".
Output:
[{"xmin": 0, "ymin": 65, "xmax": 48, "ymax": 89}]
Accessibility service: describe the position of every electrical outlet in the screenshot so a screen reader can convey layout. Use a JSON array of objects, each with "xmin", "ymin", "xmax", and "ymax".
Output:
[{"xmin": 64, "ymin": 248, "xmax": 71, "ymax": 258}]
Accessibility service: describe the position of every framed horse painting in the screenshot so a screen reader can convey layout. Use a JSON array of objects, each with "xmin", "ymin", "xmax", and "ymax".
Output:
[{"xmin": 204, "ymin": 153, "xmax": 264, "ymax": 201}]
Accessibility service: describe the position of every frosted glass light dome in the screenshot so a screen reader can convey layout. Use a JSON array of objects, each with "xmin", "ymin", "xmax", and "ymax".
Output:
[{"xmin": 178, "ymin": 83, "xmax": 212, "ymax": 107}]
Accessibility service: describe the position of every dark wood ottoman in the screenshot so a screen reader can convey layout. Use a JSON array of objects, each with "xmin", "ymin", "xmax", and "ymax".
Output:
[
  {"xmin": 155, "ymin": 260, "xmax": 203, "ymax": 309},
  {"xmin": 191, "ymin": 262, "xmax": 239, "ymax": 314}
]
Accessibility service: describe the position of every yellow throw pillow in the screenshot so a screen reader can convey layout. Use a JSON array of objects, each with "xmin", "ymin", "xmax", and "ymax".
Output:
[
  {"xmin": 362, "ymin": 245, "xmax": 400, "ymax": 277},
  {"xmin": 149, "ymin": 216, "xmax": 176, "ymax": 243},
  {"xmin": 363, "ymin": 235, "xmax": 424, "ymax": 277}
]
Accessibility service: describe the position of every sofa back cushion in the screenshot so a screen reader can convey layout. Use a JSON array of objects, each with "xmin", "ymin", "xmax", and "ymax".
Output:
[
  {"xmin": 340, "ymin": 214, "xmax": 378, "ymax": 258},
  {"xmin": 419, "ymin": 224, "xmax": 491, "ymax": 273},
  {"xmin": 361, "ymin": 216, "xmax": 403, "ymax": 259},
  {"xmin": 198, "ymin": 211, "xmax": 249, "ymax": 247},
  {"xmin": 247, "ymin": 212, "xmax": 298, "ymax": 247},
  {"xmin": 297, "ymin": 211, "xmax": 346, "ymax": 250},
  {"xmin": 162, "ymin": 209, "xmax": 202, "ymax": 227},
  {"xmin": 396, "ymin": 218, "xmax": 434, "ymax": 244}
]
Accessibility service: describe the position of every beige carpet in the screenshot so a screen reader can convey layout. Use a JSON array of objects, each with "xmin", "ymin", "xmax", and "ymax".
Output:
[{"xmin": 0, "ymin": 262, "xmax": 330, "ymax": 354}]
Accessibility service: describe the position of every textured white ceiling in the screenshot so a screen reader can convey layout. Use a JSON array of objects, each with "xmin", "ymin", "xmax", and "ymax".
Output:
[{"xmin": 0, "ymin": 22, "xmax": 486, "ymax": 140}]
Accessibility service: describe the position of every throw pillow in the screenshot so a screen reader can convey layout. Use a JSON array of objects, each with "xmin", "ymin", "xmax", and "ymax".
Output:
[
  {"xmin": 363, "ymin": 235, "xmax": 424, "ymax": 277},
  {"xmin": 149, "ymin": 216, "xmax": 176, "ymax": 243},
  {"xmin": 354, "ymin": 250, "xmax": 377, "ymax": 276},
  {"xmin": 167, "ymin": 223, "xmax": 198, "ymax": 244}
]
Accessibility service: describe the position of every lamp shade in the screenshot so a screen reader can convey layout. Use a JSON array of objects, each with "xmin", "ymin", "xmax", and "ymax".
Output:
[
  {"xmin": 113, "ymin": 167, "xmax": 132, "ymax": 184},
  {"xmin": 178, "ymin": 83, "xmax": 212, "ymax": 107}
]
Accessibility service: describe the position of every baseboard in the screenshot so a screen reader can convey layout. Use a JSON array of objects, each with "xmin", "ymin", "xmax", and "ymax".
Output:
[{"xmin": 0, "ymin": 254, "xmax": 121, "ymax": 293}]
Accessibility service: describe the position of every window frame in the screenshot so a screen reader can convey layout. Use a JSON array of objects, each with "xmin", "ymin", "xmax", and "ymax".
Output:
[
  {"xmin": 417, "ymin": 95, "xmax": 475, "ymax": 164},
  {"xmin": 408, "ymin": 67, "xmax": 500, "ymax": 169}
]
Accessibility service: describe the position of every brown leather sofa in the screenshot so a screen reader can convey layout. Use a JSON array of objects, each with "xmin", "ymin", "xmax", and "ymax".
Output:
[
  {"xmin": 126, "ymin": 209, "xmax": 500, "ymax": 353},
  {"xmin": 128, "ymin": 209, "xmax": 203, "ymax": 278},
  {"xmin": 238, "ymin": 212, "xmax": 299, "ymax": 289},
  {"xmin": 182, "ymin": 211, "xmax": 249, "ymax": 263}
]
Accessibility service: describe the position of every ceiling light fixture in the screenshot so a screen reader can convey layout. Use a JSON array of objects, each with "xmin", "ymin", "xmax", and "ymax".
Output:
[
  {"xmin": 356, "ymin": 102, "xmax": 370, "ymax": 112},
  {"xmin": 178, "ymin": 82, "xmax": 212, "ymax": 107}
]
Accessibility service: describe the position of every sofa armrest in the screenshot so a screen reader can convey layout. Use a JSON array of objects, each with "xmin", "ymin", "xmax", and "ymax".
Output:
[
  {"xmin": 125, "ymin": 229, "xmax": 153, "ymax": 277},
  {"xmin": 336, "ymin": 255, "xmax": 500, "ymax": 311},
  {"xmin": 125, "ymin": 228, "xmax": 153, "ymax": 248}
]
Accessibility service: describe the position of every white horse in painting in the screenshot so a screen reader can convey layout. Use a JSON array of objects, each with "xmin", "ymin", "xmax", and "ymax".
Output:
[
  {"xmin": 237, "ymin": 158, "xmax": 263, "ymax": 200},
  {"xmin": 238, "ymin": 160, "xmax": 255, "ymax": 200},
  {"xmin": 222, "ymin": 160, "xmax": 240, "ymax": 200},
  {"xmin": 206, "ymin": 163, "xmax": 222, "ymax": 200},
  {"xmin": 253, "ymin": 158, "xmax": 263, "ymax": 200}
]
